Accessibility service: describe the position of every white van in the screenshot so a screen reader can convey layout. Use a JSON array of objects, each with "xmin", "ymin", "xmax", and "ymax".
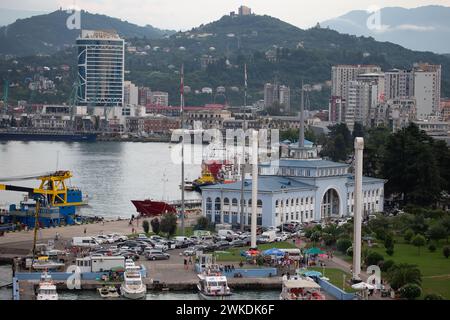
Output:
[
  {"xmin": 72, "ymin": 237, "xmax": 100, "ymax": 248},
  {"xmin": 173, "ymin": 236, "xmax": 189, "ymax": 242},
  {"xmin": 218, "ymin": 230, "xmax": 238, "ymax": 240},
  {"xmin": 261, "ymin": 230, "xmax": 276, "ymax": 242}
]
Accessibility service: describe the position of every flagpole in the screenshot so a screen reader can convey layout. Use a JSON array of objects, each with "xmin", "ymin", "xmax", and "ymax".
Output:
[{"xmin": 180, "ymin": 64, "xmax": 185, "ymax": 236}]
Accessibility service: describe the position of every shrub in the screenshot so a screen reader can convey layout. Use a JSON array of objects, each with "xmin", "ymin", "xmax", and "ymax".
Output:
[
  {"xmin": 399, "ymin": 283, "xmax": 422, "ymax": 300},
  {"xmin": 142, "ymin": 220, "xmax": 150, "ymax": 234},
  {"xmin": 365, "ymin": 251, "xmax": 384, "ymax": 266},
  {"xmin": 346, "ymin": 246, "xmax": 353, "ymax": 257},
  {"xmin": 444, "ymin": 246, "xmax": 450, "ymax": 259},
  {"xmin": 404, "ymin": 229, "xmax": 415, "ymax": 242},
  {"xmin": 151, "ymin": 218, "xmax": 160, "ymax": 234},
  {"xmin": 336, "ymin": 238, "xmax": 352, "ymax": 254},
  {"xmin": 428, "ymin": 244, "xmax": 436, "ymax": 253},
  {"xmin": 160, "ymin": 213, "xmax": 177, "ymax": 238},
  {"xmin": 411, "ymin": 234, "xmax": 426, "ymax": 255},
  {"xmin": 380, "ymin": 260, "xmax": 395, "ymax": 272},
  {"xmin": 423, "ymin": 293, "xmax": 444, "ymax": 300},
  {"xmin": 386, "ymin": 247, "xmax": 394, "ymax": 256},
  {"xmin": 386, "ymin": 263, "xmax": 422, "ymax": 291}
]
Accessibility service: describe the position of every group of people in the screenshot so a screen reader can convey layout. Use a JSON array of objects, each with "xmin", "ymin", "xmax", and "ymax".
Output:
[{"xmin": 219, "ymin": 264, "xmax": 235, "ymax": 273}]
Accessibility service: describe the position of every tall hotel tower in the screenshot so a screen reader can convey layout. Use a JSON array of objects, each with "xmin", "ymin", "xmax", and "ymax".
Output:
[{"xmin": 76, "ymin": 30, "xmax": 125, "ymax": 107}]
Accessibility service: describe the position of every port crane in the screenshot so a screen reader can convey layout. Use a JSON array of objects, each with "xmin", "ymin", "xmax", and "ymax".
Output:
[{"xmin": 0, "ymin": 171, "xmax": 85, "ymax": 256}]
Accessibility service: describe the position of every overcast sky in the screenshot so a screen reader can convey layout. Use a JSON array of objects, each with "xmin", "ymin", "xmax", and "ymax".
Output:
[{"xmin": 1, "ymin": 0, "xmax": 450, "ymax": 30}]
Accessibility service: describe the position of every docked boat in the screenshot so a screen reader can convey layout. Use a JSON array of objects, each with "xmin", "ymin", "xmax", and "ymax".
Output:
[
  {"xmin": 36, "ymin": 272, "xmax": 58, "ymax": 300},
  {"xmin": 280, "ymin": 278, "xmax": 325, "ymax": 300},
  {"xmin": 197, "ymin": 274, "xmax": 232, "ymax": 300},
  {"xmin": 131, "ymin": 200, "xmax": 177, "ymax": 217},
  {"xmin": 192, "ymin": 169, "xmax": 216, "ymax": 192},
  {"xmin": 32, "ymin": 256, "xmax": 65, "ymax": 271},
  {"xmin": 98, "ymin": 286, "xmax": 120, "ymax": 299},
  {"xmin": 120, "ymin": 265, "xmax": 147, "ymax": 300},
  {"xmin": 0, "ymin": 129, "xmax": 97, "ymax": 142}
]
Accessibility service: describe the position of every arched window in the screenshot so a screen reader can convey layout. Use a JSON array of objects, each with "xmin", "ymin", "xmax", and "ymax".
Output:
[
  {"xmin": 232, "ymin": 198, "xmax": 238, "ymax": 207},
  {"xmin": 206, "ymin": 197, "xmax": 212, "ymax": 210},
  {"xmin": 215, "ymin": 197, "xmax": 221, "ymax": 211},
  {"xmin": 224, "ymin": 198, "xmax": 230, "ymax": 206},
  {"xmin": 257, "ymin": 200, "xmax": 263, "ymax": 208}
]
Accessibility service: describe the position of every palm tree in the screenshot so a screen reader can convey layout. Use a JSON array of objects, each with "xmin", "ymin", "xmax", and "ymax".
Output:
[{"xmin": 386, "ymin": 263, "xmax": 422, "ymax": 291}]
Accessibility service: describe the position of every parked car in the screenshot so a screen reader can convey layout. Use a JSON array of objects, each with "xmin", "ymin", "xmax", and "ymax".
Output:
[
  {"xmin": 118, "ymin": 250, "xmax": 140, "ymax": 260},
  {"xmin": 107, "ymin": 233, "xmax": 128, "ymax": 242},
  {"xmin": 230, "ymin": 239, "xmax": 246, "ymax": 247},
  {"xmin": 215, "ymin": 241, "xmax": 231, "ymax": 250},
  {"xmin": 145, "ymin": 250, "xmax": 170, "ymax": 261},
  {"xmin": 182, "ymin": 248, "xmax": 197, "ymax": 256}
]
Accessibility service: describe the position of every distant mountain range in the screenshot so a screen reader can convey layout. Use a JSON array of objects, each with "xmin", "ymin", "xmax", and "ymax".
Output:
[
  {"xmin": 0, "ymin": 8, "xmax": 47, "ymax": 26},
  {"xmin": 0, "ymin": 9, "xmax": 175, "ymax": 56},
  {"xmin": 1, "ymin": 11, "xmax": 449, "ymax": 108},
  {"xmin": 322, "ymin": 5, "xmax": 450, "ymax": 54}
]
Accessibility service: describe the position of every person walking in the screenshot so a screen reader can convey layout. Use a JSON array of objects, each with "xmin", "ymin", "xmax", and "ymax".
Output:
[
  {"xmin": 184, "ymin": 258, "xmax": 188, "ymax": 270},
  {"xmin": 83, "ymin": 227, "xmax": 87, "ymax": 235}
]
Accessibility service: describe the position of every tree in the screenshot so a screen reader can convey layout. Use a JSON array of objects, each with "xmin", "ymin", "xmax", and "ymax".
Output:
[
  {"xmin": 320, "ymin": 123, "xmax": 352, "ymax": 162},
  {"xmin": 352, "ymin": 122, "xmax": 365, "ymax": 139},
  {"xmin": 386, "ymin": 263, "xmax": 422, "ymax": 291},
  {"xmin": 195, "ymin": 216, "xmax": 210, "ymax": 231},
  {"xmin": 399, "ymin": 283, "xmax": 422, "ymax": 300},
  {"xmin": 427, "ymin": 224, "xmax": 447, "ymax": 243},
  {"xmin": 411, "ymin": 234, "xmax": 426, "ymax": 255},
  {"xmin": 365, "ymin": 251, "xmax": 384, "ymax": 266},
  {"xmin": 379, "ymin": 260, "xmax": 395, "ymax": 272},
  {"xmin": 160, "ymin": 213, "xmax": 177, "ymax": 238},
  {"xmin": 151, "ymin": 218, "xmax": 160, "ymax": 234},
  {"xmin": 404, "ymin": 229, "xmax": 415, "ymax": 243},
  {"xmin": 444, "ymin": 246, "xmax": 450, "ymax": 259},
  {"xmin": 142, "ymin": 220, "xmax": 150, "ymax": 234},
  {"xmin": 336, "ymin": 238, "xmax": 352, "ymax": 254},
  {"xmin": 428, "ymin": 244, "xmax": 436, "ymax": 252}
]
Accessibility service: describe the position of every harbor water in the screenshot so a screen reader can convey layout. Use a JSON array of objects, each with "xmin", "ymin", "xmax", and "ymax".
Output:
[{"xmin": 0, "ymin": 141, "xmax": 201, "ymax": 218}]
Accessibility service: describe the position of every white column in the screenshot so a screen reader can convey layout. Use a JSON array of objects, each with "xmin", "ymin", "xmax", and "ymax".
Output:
[
  {"xmin": 353, "ymin": 137, "xmax": 364, "ymax": 281},
  {"xmin": 251, "ymin": 130, "xmax": 259, "ymax": 249}
]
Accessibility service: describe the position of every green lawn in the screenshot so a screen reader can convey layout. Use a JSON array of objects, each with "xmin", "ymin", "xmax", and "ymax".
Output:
[
  {"xmin": 309, "ymin": 267, "xmax": 356, "ymax": 293},
  {"xmin": 215, "ymin": 241, "xmax": 297, "ymax": 262},
  {"xmin": 370, "ymin": 241, "xmax": 450, "ymax": 299}
]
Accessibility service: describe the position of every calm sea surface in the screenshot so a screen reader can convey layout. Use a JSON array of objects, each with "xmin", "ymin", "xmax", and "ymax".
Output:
[{"xmin": 0, "ymin": 141, "xmax": 201, "ymax": 218}]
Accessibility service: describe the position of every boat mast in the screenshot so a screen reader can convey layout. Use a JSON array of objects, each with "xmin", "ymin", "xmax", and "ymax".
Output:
[{"xmin": 180, "ymin": 64, "xmax": 185, "ymax": 235}]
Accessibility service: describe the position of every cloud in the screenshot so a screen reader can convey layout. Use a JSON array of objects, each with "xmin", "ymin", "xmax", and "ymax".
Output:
[{"xmin": 395, "ymin": 24, "xmax": 436, "ymax": 31}]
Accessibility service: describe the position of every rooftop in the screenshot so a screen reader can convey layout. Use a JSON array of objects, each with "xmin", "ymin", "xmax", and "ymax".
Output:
[
  {"xmin": 201, "ymin": 176, "xmax": 316, "ymax": 192},
  {"xmin": 261, "ymin": 159, "xmax": 349, "ymax": 169}
]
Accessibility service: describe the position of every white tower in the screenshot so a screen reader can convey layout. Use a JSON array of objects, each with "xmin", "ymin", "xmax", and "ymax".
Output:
[
  {"xmin": 353, "ymin": 137, "xmax": 364, "ymax": 282},
  {"xmin": 250, "ymin": 130, "xmax": 259, "ymax": 249}
]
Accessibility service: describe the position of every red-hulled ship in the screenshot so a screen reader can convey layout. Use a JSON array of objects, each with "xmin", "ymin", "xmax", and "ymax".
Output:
[{"xmin": 131, "ymin": 200, "xmax": 177, "ymax": 217}]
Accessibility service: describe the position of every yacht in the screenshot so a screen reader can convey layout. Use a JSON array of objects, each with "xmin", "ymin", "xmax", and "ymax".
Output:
[
  {"xmin": 36, "ymin": 272, "xmax": 58, "ymax": 300},
  {"xmin": 197, "ymin": 274, "xmax": 232, "ymax": 300},
  {"xmin": 98, "ymin": 286, "xmax": 120, "ymax": 299},
  {"xmin": 120, "ymin": 265, "xmax": 146, "ymax": 299}
]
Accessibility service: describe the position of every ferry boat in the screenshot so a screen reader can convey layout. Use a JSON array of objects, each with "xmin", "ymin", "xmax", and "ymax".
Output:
[
  {"xmin": 280, "ymin": 278, "xmax": 325, "ymax": 300},
  {"xmin": 197, "ymin": 274, "xmax": 232, "ymax": 300},
  {"xmin": 120, "ymin": 265, "xmax": 147, "ymax": 300},
  {"xmin": 36, "ymin": 272, "xmax": 58, "ymax": 300}
]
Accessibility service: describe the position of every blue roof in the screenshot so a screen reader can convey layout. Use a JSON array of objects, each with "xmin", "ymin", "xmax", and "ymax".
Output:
[
  {"xmin": 201, "ymin": 176, "xmax": 316, "ymax": 192},
  {"xmin": 346, "ymin": 175, "xmax": 385, "ymax": 184},
  {"xmin": 281, "ymin": 139, "xmax": 314, "ymax": 147},
  {"xmin": 261, "ymin": 159, "xmax": 349, "ymax": 169}
]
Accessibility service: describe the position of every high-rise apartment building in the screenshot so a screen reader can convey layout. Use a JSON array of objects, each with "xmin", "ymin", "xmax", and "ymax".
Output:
[
  {"xmin": 412, "ymin": 63, "xmax": 441, "ymax": 119},
  {"xmin": 331, "ymin": 65, "xmax": 382, "ymax": 99},
  {"xmin": 264, "ymin": 83, "xmax": 278, "ymax": 108},
  {"xmin": 384, "ymin": 69, "xmax": 414, "ymax": 100},
  {"xmin": 76, "ymin": 30, "xmax": 125, "ymax": 107},
  {"xmin": 279, "ymin": 85, "xmax": 291, "ymax": 112},
  {"xmin": 138, "ymin": 87, "xmax": 152, "ymax": 106},
  {"xmin": 151, "ymin": 92, "xmax": 169, "ymax": 107},
  {"xmin": 124, "ymin": 81, "xmax": 138, "ymax": 106}
]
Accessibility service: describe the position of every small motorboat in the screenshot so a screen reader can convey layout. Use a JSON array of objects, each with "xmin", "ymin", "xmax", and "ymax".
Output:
[
  {"xmin": 197, "ymin": 274, "xmax": 232, "ymax": 300},
  {"xmin": 98, "ymin": 286, "xmax": 120, "ymax": 299},
  {"xmin": 36, "ymin": 272, "xmax": 58, "ymax": 300}
]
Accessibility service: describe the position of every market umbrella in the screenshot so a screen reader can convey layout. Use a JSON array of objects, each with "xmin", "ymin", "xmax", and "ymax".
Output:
[
  {"xmin": 305, "ymin": 248, "xmax": 325, "ymax": 255},
  {"xmin": 262, "ymin": 248, "xmax": 285, "ymax": 257},
  {"xmin": 351, "ymin": 282, "xmax": 376, "ymax": 291},
  {"xmin": 302, "ymin": 270, "xmax": 322, "ymax": 278}
]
